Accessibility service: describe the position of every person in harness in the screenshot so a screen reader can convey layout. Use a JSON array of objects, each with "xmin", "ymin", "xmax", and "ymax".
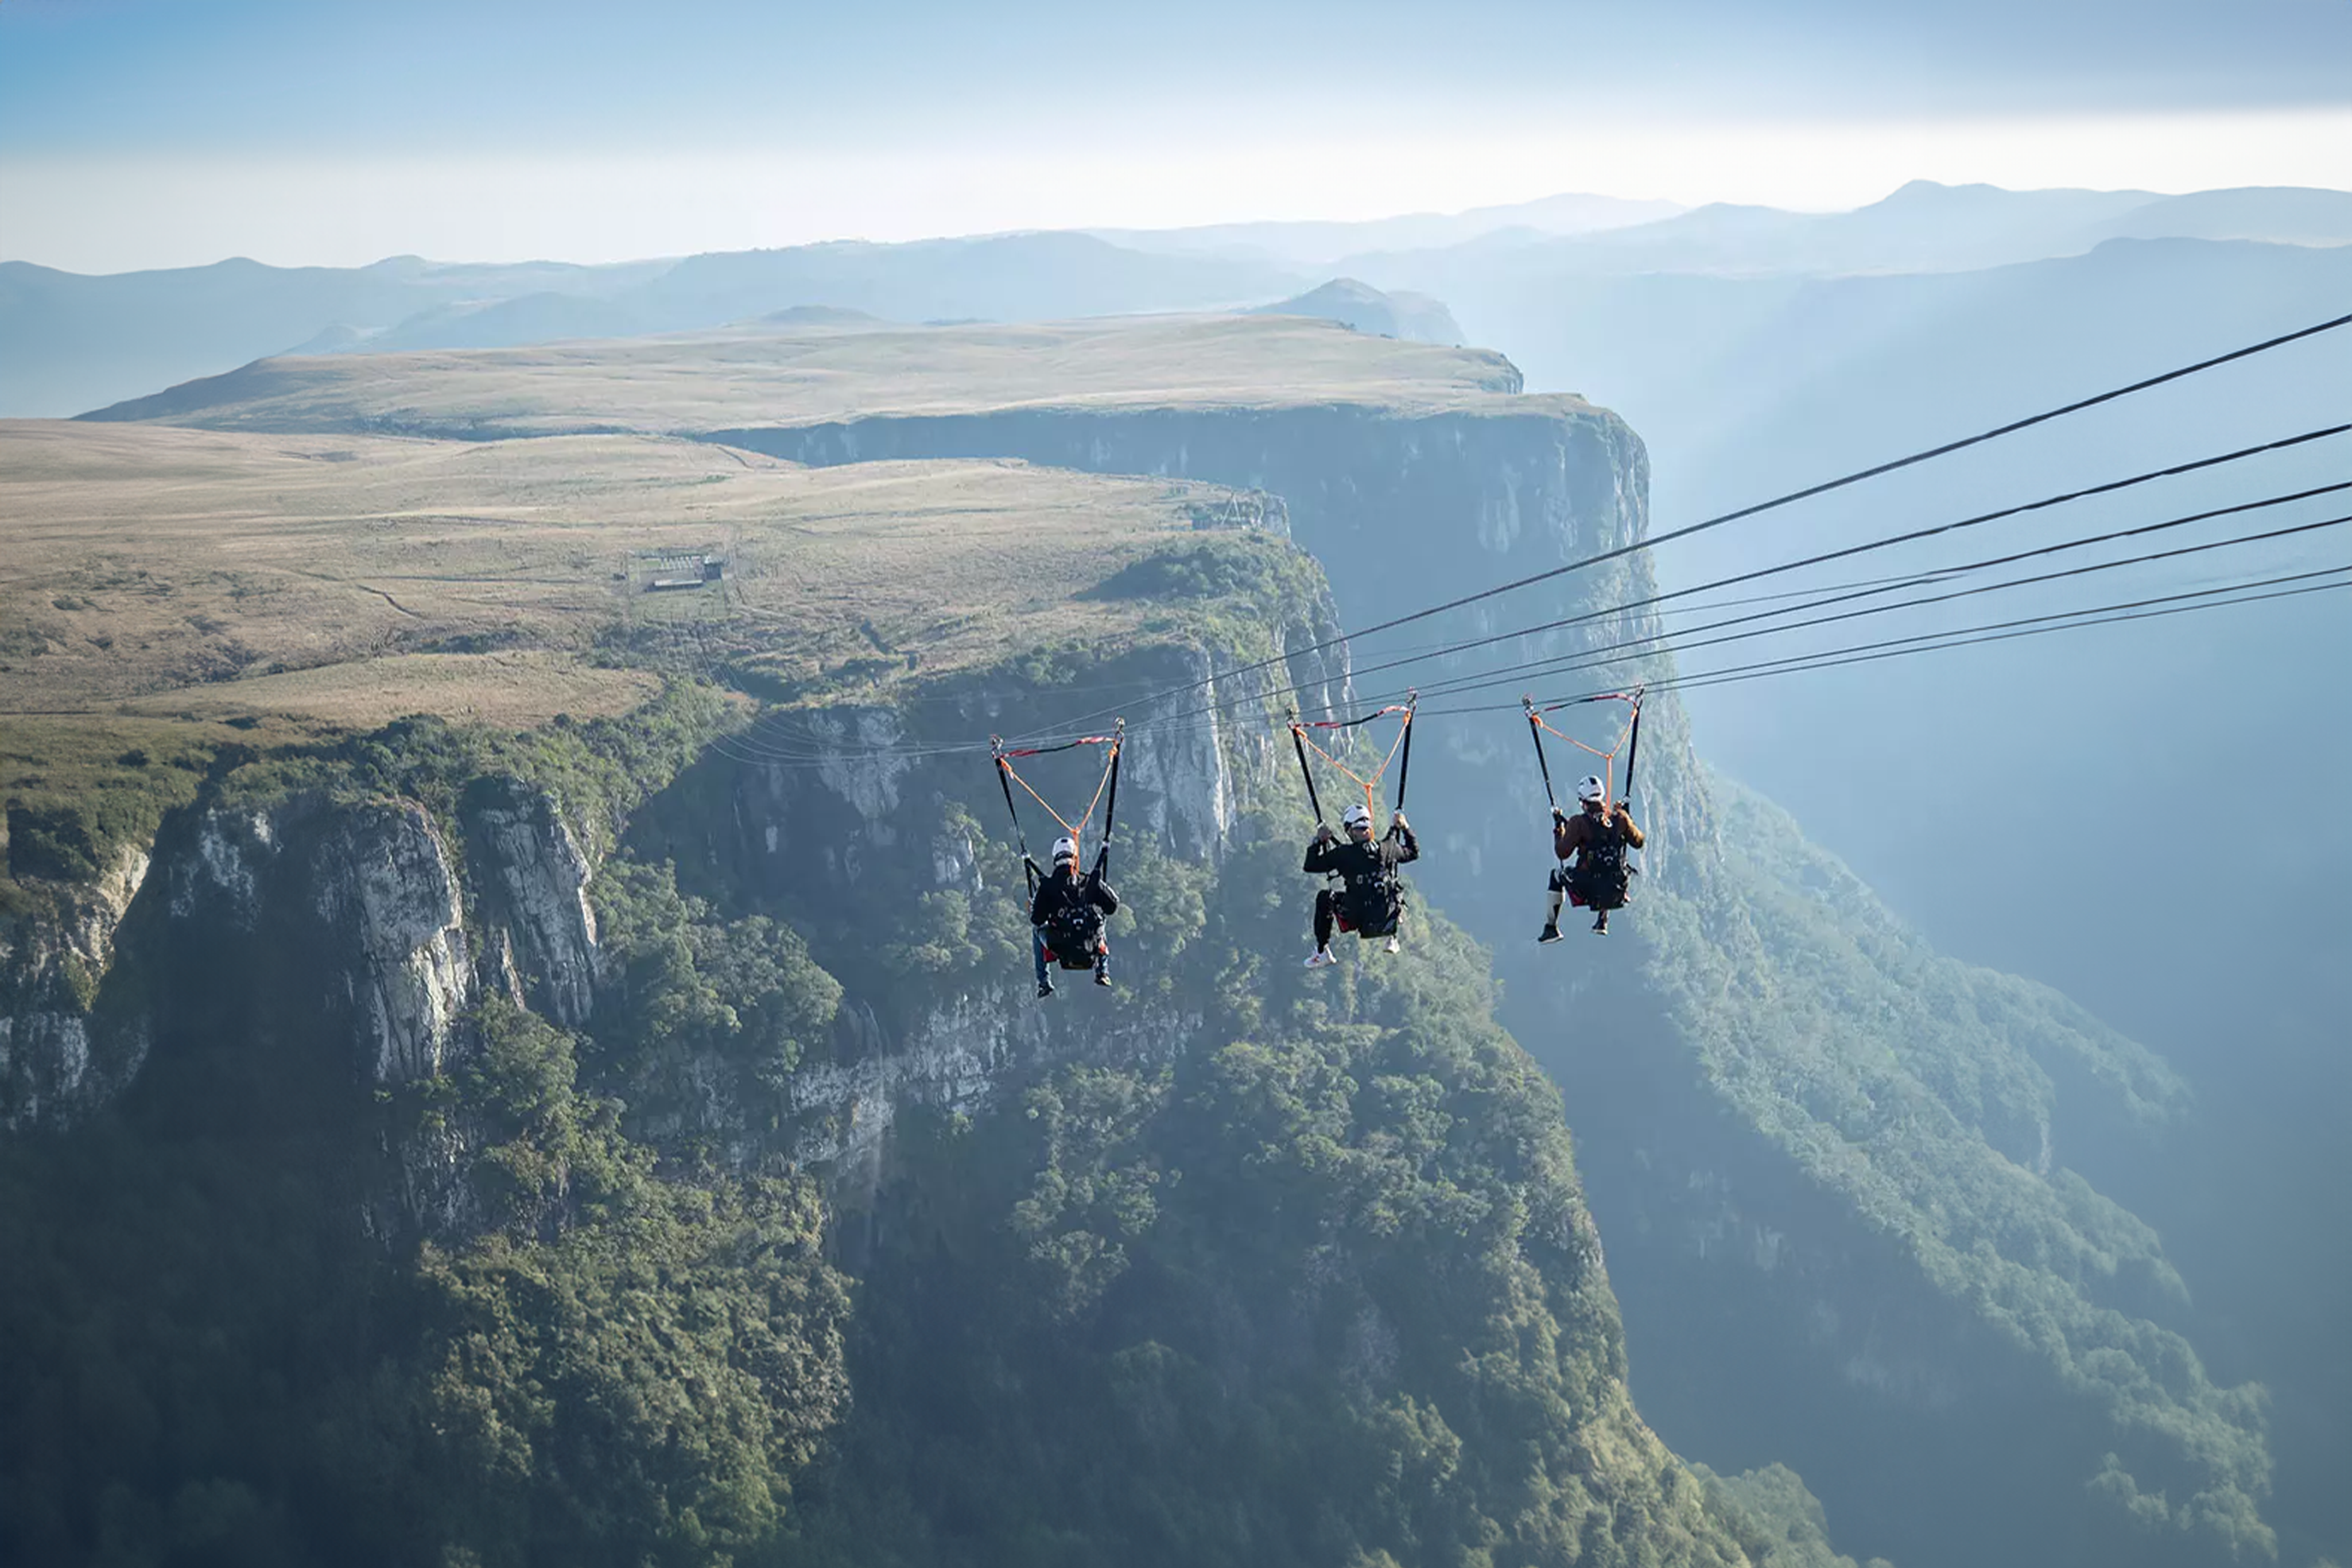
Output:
[
  {"xmin": 1304, "ymin": 802, "xmax": 1419, "ymax": 967},
  {"xmin": 1030, "ymin": 836, "xmax": 1120, "ymax": 997},
  {"xmin": 1542, "ymin": 775, "xmax": 1644, "ymax": 939}
]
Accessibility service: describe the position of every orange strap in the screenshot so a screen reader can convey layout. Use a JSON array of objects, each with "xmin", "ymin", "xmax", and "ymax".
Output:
[
  {"xmin": 1531, "ymin": 703, "xmax": 1637, "ymax": 805},
  {"xmin": 999, "ymin": 738, "xmax": 1120, "ymax": 865},
  {"xmin": 1291, "ymin": 706, "xmax": 1412, "ymax": 820}
]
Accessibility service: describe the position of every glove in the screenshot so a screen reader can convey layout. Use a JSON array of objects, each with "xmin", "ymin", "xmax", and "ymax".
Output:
[
  {"xmin": 1314, "ymin": 824, "xmax": 1334, "ymax": 843},
  {"xmin": 1551, "ymin": 805, "xmax": 1567, "ymax": 822},
  {"xmin": 1391, "ymin": 811, "xmax": 1409, "ymax": 829}
]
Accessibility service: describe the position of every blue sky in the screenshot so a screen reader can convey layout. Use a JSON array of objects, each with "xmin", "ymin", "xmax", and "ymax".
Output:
[{"xmin": 3, "ymin": 0, "xmax": 2346, "ymax": 270}]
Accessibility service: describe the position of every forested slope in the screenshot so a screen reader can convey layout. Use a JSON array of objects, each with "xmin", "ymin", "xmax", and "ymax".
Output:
[
  {"xmin": 1525, "ymin": 779, "xmax": 2267, "ymax": 1566},
  {"xmin": 0, "ymin": 506, "xmax": 1822, "ymax": 1564}
]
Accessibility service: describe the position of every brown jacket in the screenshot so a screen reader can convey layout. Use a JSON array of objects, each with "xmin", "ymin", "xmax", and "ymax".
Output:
[{"xmin": 1553, "ymin": 803, "xmax": 1644, "ymax": 863}]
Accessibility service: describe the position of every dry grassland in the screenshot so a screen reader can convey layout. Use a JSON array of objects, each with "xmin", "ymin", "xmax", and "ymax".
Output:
[
  {"xmin": 114, "ymin": 653, "xmax": 662, "ymax": 730},
  {"xmin": 1, "ymin": 418, "xmax": 1252, "ymax": 881},
  {"xmin": 0, "ymin": 421, "xmax": 1244, "ymax": 728},
  {"xmin": 88, "ymin": 313, "xmax": 1541, "ymax": 436}
]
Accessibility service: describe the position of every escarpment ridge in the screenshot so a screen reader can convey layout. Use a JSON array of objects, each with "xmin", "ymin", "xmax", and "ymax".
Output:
[{"xmin": 3, "ymin": 314, "xmax": 2269, "ymax": 1566}]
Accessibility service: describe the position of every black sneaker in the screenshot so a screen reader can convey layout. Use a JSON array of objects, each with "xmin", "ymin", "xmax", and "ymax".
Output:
[
  {"xmin": 1037, "ymin": 980, "xmax": 1055, "ymax": 999},
  {"xmin": 1538, "ymin": 923, "xmax": 1562, "ymax": 944},
  {"xmin": 1093, "ymin": 967, "xmax": 1112, "ymax": 988},
  {"xmin": 1592, "ymin": 913, "xmax": 1609, "ymax": 935}
]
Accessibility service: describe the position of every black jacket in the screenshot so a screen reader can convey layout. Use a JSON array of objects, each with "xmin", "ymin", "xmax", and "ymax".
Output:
[
  {"xmin": 1030, "ymin": 866, "xmax": 1120, "ymax": 930},
  {"xmin": 1303, "ymin": 825, "xmax": 1419, "ymax": 887}
]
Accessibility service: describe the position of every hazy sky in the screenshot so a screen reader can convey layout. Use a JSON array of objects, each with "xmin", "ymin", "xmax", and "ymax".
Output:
[{"xmin": 3, "ymin": 0, "xmax": 2346, "ymax": 271}]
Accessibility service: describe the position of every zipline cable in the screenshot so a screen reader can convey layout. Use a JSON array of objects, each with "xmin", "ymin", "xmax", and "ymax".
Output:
[
  {"xmin": 678, "ymin": 330, "xmax": 2352, "ymax": 771},
  {"xmin": 1654, "ymin": 576, "xmax": 2352, "ymax": 697},
  {"xmin": 632, "ymin": 566, "xmax": 2352, "ymax": 774},
  {"xmin": 1387, "ymin": 510, "xmax": 2352, "ymax": 708},
  {"xmin": 1020, "ymin": 324, "xmax": 2352, "ymax": 739},
  {"xmin": 1426, "ymin": 564, "xmax": 2352, "ymax": 716},
  {"xmin": 1132, "ymin": 480, "xmax": 2352, "ymax": 730},
  {"xmin": 1288, "ymin": 432, "xmax": 2350, "ymax": 708}
]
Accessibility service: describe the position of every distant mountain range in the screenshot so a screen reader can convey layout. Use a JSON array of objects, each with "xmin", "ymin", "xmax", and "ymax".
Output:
[
  {"xmin": 1341, "ymin": 180, "xmax": 2352, "ymax": 284},
  {"xmin": 0, "ymin": 235, "xmax": 1304, "ymax": 418},
  {"xmin": 6, "ymin": 180, "xmax": 2342, "ymax": 420},
  {"xmin": 1089, "ymin": 189, "xmax": 1686, "ymax": 265}
]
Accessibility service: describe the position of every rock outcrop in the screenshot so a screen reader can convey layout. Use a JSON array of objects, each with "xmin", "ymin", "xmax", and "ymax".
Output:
[
  {"xmin": 2, "ymin": 782, "xmax": 617, "ymax": 1136},
  {"xmin": 0, "ymin": 844, "xmax": 151, "ymax": 1131},
  {"xmin": 312, "ymin": 800, "xmax": 472, "ymax": 1084},
  {"xmin": 464, "ymin": 779, "xmax": 600, "ymax": 1027}
]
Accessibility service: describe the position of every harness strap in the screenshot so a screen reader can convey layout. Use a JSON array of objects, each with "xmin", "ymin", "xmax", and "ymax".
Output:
[
  {"xmin": 1292, "ymin": 700, "xmax": 1413, "ymax": 820},
  {"xmin": 1529, "ymin": 688, "xmax": 1643, "ymax": 810},
  {"xmin": 993, "ymin": 727, "xmax": 1124, "ymax": 895},
  {"xmin": 996, "ymin": 732, "xmax": 1120, "ymax": 867}
]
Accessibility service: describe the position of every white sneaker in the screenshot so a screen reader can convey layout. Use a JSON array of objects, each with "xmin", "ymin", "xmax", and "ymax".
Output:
[
  {"xmin": 1384, "ymin": 934, "xmax": 1401, "ymax": 954},
  {"xmin": 1305, "ymin": 947, "xmax": 1336, "ymax": 968}
]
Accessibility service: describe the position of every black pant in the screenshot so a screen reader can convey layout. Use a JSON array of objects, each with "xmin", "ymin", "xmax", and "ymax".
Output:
[
  {"xmin": 1314, "ymin": 887, "xmax": 1395, "ymax": 946},
  {"xmin": 1036, "ymin": 925, "xmax": 1107, "ymax": 983}
]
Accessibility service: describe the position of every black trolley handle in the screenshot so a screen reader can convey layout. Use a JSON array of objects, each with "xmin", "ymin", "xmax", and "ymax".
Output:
[
  {"xmin": 1288, "ymin": 708, "xmax": 1325, "ymax": 826},
  {"xmin": 990, "ymin": 738, "xmax": 1042, "ymax": 895},
  {"xmin": 1092, "ymin": 719, "xmax": 1124, "ymax": 879},
  {"xmin": 1391, "ymin": 690, "xmax": 1417, "ymax": 814},
  {"xmin": 1620, "ymin": 687, "xmax": 1644, "ymax": 812},
  {"xmin": 1524, "ymin": 694, "xmax": 1560, "ymax": 814}
]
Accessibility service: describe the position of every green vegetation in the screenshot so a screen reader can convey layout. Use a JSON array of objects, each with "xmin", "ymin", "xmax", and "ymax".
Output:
[
  {"xmin": 772, "ymin": 798, "xmax": 1755, "ymax": 1567},
  {"xmin": 0, "ymin": 627, "xmax": 1780, "ymax": 1566},
  {"xmin": 589, "ymin": 860, "xmax": 844, "ymax": 1147},
  {"xmin": 1690, "ymin": 1467, "xmax": 1893, "ymax": 1568},
  {"xmin": 0, "ymin": 713, "xmax": 287, "ymax": 907},
  {"xmin": 1630, "ymin": 777, "xmax": 2267, "ymax": 1563},
  {"xmin": 418, "ymin": 1007, "xmax": 851, "ymax": 1567},
  {"xmin": 217, "ymin": 680, "xmax": 739, "ymax": 861},
  {"xmin": 0, "ymin": 981, "xmax": 849, "ymax": 1568}
]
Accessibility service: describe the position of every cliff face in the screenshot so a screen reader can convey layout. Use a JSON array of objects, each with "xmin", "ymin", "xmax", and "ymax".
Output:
[
  {"xmin": 604, "ymin": 619, "xmax": 1772, "ymax": 1566},
  {"xmin": 620, "ymin": 628, "xmax": 1351, "ymax": 1179},
  {"xmin": 3, "ymin": 784, "xmax": 599, "ymax": 1140},
  {"xmin": 712, "ymin": 400, "xmax": 1710, "ymax": 904},
  {"xmin": 0, "ymin": 543, "xmax": 1802, "ymax": 1566},
  {"xmin": 699, "ymin": 397, "xmax": 2262, "ymax": 1568},
  {"xmin": 0, "ymin": 843, "xmax": 152, "ymax": 1131}
]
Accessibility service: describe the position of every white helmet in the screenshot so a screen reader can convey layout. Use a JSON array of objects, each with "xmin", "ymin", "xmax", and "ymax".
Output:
[
  {"xmin": 1576, "ymin": 775, "xmax": 1606, "ymax": 803},
  {"xmin": 1341, "ymin": 803, "xmax": 1373, "ymax": 831},
  {"xmin": 1050, "ymin": 835, "xmax": 1078, "ymax": 864}
]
